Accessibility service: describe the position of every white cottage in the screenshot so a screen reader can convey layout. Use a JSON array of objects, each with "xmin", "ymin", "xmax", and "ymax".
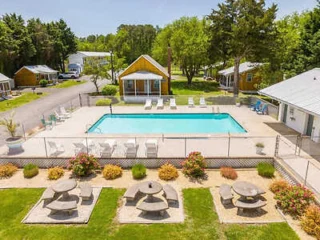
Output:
[
  {"xmin": 0, "ymin": 73, "xmax": 13, "ymax": 98},
  {"xmin": 68, "ymin": 51, "xmax": 111, "ymax": 73},
  {"xmin": 259, "ymin": 68, "xmax": 320, "ymax": 142}
]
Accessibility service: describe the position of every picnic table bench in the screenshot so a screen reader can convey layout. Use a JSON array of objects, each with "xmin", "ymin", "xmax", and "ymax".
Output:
[
  {"xmin": 219, "ymin": 184, "xmax": 234, "ymax": 204},
  {"xmin": 124, "ymin": 183, "xmax": 141, "ymax": 201},
  {"xmin": 46, "ymin": 200, "xmax": 77, "ymax": 215},
  {"xmin": 234, "ymin": 200, "xmax": 267, "ymax": 213},
  {"xmin": 137, "ymin": 201, "xmax": 169, "ymax": 216},
  {"xmin": 163, "ymin": 184, "xmax": 178, "ymax": 203},
  {"xmin": 79, "ymin": 183, "xmax": 92, "ymax": 201}
]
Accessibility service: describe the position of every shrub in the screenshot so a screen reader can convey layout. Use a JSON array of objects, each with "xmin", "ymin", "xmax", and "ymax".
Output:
[
  {"xmin": 301, "ymin": 204, "xmax": 320, "ymax": 238},
  {"xmin": 158, "ymin": 163, "xmax": 179, "ymax": 181},
  {"xmin": 48, "ymin": 167, "xmax": 64, "ymax": 180},
  {"xmin": 96, "ymin": 98, "xmax": 112, "ymax": 106},
  {"xmin": 23, "ymin": 164, "xmax": 39, "ymax": 178},
  {"xmin": 39, "ymin": 79, "xmax": 48, "ymax": 87},
  {"xmin": 220, "ymin": 167, "xmax": 238, "ymax": 180},
  {"xmin": 0, "ymin": 163, "xmax": 18, "ymax": 178},
  {"xmin": 182, "ymin": 152, "xmax": 207, "ymax": 179},
  {"xmin": 274, "ymin": 184, "xmax": 315, "ymax": 217},
  {"xmin": 269, "ymin": 179, "xmax": 290, "ymax": 193},
  {"xmin": 257, "ymin": 162, "xmax": 275, "ymax": 178},
  {"xmin": 101, "ymin": 85, "xmax": 117, "ymax": 96},
  {"xmin": 256, "ymin": 142, "xmax": 265, "ymax": 148},
  {"xmin": 67, "ymin": 153, "xmax": 100, "ymax": 177},
  {"xmin": 103, "ymin": 164, "xmax": 122, "ymax": 180},
  {"xmin": 132, "ymin": 164, "xmax": 146, "ymax": 179}
]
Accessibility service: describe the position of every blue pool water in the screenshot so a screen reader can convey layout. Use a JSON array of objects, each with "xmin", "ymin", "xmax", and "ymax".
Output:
[{"xmin": 88, "ymin": 113, "xmax": 246, "ymax": 134}]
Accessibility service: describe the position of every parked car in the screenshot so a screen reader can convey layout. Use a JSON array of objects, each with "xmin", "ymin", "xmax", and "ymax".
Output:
[{"xmin": 58, "ymin": 71, "xmax": 79, "ymax": 79}]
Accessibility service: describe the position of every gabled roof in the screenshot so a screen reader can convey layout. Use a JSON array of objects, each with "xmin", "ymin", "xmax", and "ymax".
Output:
[
  {"xmin": 120, "ymin": 55, "xmax": 169, "ymax": 79},
  {"xmin": 0, "ymin": 73, "xmax": 10, "ymax": 82},
  {"xmin": 259, "ymin": 68, "xmax": 320, "ymax": 117},
  {"xmin": 122, "ymin": 71, "xmax": 163, "ymax": 80},
  {"xmin": 219, "ymin": 62, "xmax": 263, "ymax": 76},
  {"xmin": 15, "ymin": 65, "xmax": 58, "ymax": 74},
  {"xmin": 77, "ymin": 51, "xmax": 110, "ymax": 57}
]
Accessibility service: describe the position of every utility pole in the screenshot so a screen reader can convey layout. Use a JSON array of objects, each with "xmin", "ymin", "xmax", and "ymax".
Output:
[
  {"xmin": 110, "ymin": 50, "xmax": 115, "ymax": 84},
  {"xmin": 167, "ymin": 44, "xmax": 172, "ymax": 94}
]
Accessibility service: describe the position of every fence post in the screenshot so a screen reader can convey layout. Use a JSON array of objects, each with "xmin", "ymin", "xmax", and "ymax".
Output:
[
  {"xmin": 184, "ymin": 138, "xmax": 187, "ymax": 157},
  {"xmin": 22, "ymin": 123, "xmax": 26, "ymax": 140},
  {"xmin": 274, "ymin": 135, "xmax": 280, "ymax": 157},
  {"xmin": 227, "ymin": 132, "xmax": 231, "ymax": 157},
  {"xmin": 43, "ymin": 137, "xmax": 48, "ymax": 158},
  {"xmin": 87, "ymin": 94, "xmax": 90, "ymax": 107},
  {"xmin": 79, "ymin": 93, "xmax": 82, "ymax": 107},
  {"xmin": 85, "ymin": 137, "xmax": 89, "ymax": 154},
  {"xmin": 304, "ymin": 161, "xmax": 310, "ymax": 186}
]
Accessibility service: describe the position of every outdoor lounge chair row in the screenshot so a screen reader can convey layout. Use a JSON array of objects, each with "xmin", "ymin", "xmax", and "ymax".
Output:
[
  {"xmin": 47, "ymin": 138, "xmax": 159, "ymax": 158},
  {"xmin": 250, "ymin": 101, "xmax": 268, "ymax": 115},
  {"xmin": 41, "ymin": 106, "xmax": 72, "ymax": 130},
  {"xmin": 144, "ymin": 97, "xmax": 208, "ymax": 110}
]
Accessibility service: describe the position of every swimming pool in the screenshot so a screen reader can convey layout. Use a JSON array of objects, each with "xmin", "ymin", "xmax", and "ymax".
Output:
[{"xmin": 87, "ymin": 113, "xmax": 246, "ymax": 134}]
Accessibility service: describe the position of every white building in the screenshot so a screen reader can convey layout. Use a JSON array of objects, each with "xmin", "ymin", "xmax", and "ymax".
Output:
[
  {"xmin": 259, "ymin": 68, "xmax": 320, "ymax": 142},
  {"xmin": 68, "ymin": 51, "xmax": 111, "ymax": 73},
  {"xmin": 0, "ymin": 73, "xmax": 14, "ymax": 97}
]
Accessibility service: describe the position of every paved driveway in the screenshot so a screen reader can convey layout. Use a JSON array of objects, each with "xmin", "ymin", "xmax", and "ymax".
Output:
[{"xmin": 0, "ymin": 76, "xmax": 109, "ymax": 147}]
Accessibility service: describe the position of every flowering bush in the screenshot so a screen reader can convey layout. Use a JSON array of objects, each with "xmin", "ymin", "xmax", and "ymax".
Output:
[
  {"xmin": 182, "ymin": 152, "xmax": 206, "ymax": 179},
  {"xmin": 301, "ymin": 204, "xmax": 320, "ymax": 238},
  {"xmin": 68, "ymin": 153, "xmax": 100, "ymax": 177},
  {"xmin": 103, "ymin": 164, "xmax": 123, "ymax": 180},
  {"xmin": 158, "ymin": 163, "xmax": 179, "ymax": 181},
  {"xmin": 220, "ymin": 167, "xmax": 238, "ymax": 180},
  {"xmin": 0, "ymin": 163, "xmax": 18, "ymax": 178},
  {"xmin": 274, "ymin": 184, "xmax": 315, "ymax": 217},
  {"xmin": 269, "ymin": 179, "xmax": 289, "ymax": 194},
  {"xmin": 48, "ymin": 167, "xmax": 64, "ymax": 180}
]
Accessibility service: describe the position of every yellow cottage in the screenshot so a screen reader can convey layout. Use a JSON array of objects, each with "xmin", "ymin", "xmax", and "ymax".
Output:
[
  {"xmin": 218, "ymin": 62, "xmax": 263, "ymax": 93},
  {"xmin": 119, "ymin": 55, "xmax": 169, "ymax": 102}
]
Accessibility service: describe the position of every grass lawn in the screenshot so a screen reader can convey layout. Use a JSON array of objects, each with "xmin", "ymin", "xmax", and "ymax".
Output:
[
  {"xmin": 51, "ymin": 80, "xmax": 86, "ymax": 89},
  {"xmin": 0, "ymin": 93, "xmax": 46, "ymax": 113},
  {"xmin": 0, "ymin": 188, "xmax": 299, "ymax": 240}
]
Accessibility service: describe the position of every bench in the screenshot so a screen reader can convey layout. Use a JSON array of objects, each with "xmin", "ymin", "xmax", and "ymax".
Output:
[
  {"xmin": 124, "ymin": 183, "xmax": 141, "ymax": 201},
  {"xmin": 234, "ymin": 200, "xmax": 267, "ymax": 213},
  {"xmin": 137, "ymin": 201, "xmax": 169, "ymax": 216},
  {"xmin": 79, "ymin": 183, "xmax": 93, "ymax": 201},
  {"xmin": 41, "ymin": 187, "xmax": 56, "ymax": 205},
  {"xmin": 163, "ymin": 184, "xmax": 178, "ymax": 203},
  {"xmin": 219, "ymin": 184, "xmax": 234, "ymax": 204},
  {"xmin": 46, "ymin": 200, "xmax": 77, "ymax": 215}
]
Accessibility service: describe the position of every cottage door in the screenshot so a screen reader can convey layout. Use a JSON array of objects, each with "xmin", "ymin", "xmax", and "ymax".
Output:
[{"xmin": 306, "ymin": 114, "xmax": 314, "ymax": 136}]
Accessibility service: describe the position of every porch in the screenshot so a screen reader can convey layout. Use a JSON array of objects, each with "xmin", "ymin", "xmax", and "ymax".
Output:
[
  {"xmin": 0, "ymin": 80, "xmax": 11, "ymax": 97},
  {"xmin": 219, "ymin": 74, "xmax": 234, "ymax": 90}
]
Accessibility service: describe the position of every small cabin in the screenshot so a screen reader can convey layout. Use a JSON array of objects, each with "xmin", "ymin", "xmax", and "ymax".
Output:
[
  {"xmin": 118, "ymin": 55, "xmax": 169, "ymax": 102},
  {"xmin": 0, "ymin": 73, "xmax": 13, "ymax": 98},
  {"xmin": 14, "ymin": 65, "xmax": 58, "ymax": 87},
  {"xmin": 218, "ymin": 62, "xmax": 263, "ymax": 93}
]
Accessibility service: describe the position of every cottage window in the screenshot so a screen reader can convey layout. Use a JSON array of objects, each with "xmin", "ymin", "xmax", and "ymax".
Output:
[
  {"xmin": 246, "ymin": 73, "xmax": 253, "ymax": 82},
  {"xmin": 126, "ymin": 80, "xmax": 133, "ymax": 89},
  {"xmin": 153, "ymin": 80, "xmax": 160, "ymax": 89}
]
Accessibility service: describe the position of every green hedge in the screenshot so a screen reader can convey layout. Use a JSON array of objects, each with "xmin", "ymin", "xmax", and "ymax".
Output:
[
  {"xmin": 132, "ymin": 164, "xmax": 146, "ymax": 179},
  {"xmin": 101, "ymin": 85, "xmax": 117, "ymax": 96},
  {"xmin": 23, "ymin": 164, "xmax": 39, "ymax": 178},
  {"xmin": 96, "ymin": 99, "xmax": 112, "ymax": 106},
  {"xmin": 39, "ymin": 79, "xmax": 48, "ymax": 87},
  {"xmin": 257, "ymin": 162, "xmax": 275, "ymax": 178}
]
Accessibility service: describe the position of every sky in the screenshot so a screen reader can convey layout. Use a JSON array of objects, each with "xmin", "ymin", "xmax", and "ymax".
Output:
[{"xmin": 0, "ymin": 0, "xmax": 318, "ymax": 37}]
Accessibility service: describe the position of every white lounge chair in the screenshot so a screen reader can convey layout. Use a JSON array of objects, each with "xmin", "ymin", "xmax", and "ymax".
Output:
[
  {"xmin": 99, "ymin": 139, "xmax": 117, "ymax": 157},
  {"xmin": 170, "ymin": 98, "xmax": 177, "ymax": 109},
  {"xmin": 60, "ymin": 106, "xmax": 71, "ymax": 118},
  {"xmin": 124, "ymin": 139, "xmax": 138, "ymax": 158},
  {"xmin": 54, "ymin": 111, "xmax": 67, "ymax": 121},
  {"xmin": 200, "ymin": 97, "xmax": 207, "ymax": 108},
  {"xmin": 73, "ymin": 142, "xmax": 87, "ymax": 155},
  {"xmin": 188, "ymin": 97, "xmax": 194, "ymax": 108},
  {"xmin": 144, "ymin": 99, "xmax": 152, "ymax": 110},
  {"xmin": 145, "ymin": 139, "xmax": 158, "ymax": 158},
  {"xmin": 156, "ymin": 98, "xmax": 164, "ymax": 109},
  {"xmin": 47, "ymin": 141, "xmax": 65, "ymax": 156}
]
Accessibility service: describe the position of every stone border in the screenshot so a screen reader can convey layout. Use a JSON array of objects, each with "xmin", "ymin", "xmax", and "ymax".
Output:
[
  {"xmin": 0, "ymin": 157, "xmax": 274, "ymax": 169},
  {"xmin": 210, "ymin": 188, "xmax": 286, "ymax": 224}
]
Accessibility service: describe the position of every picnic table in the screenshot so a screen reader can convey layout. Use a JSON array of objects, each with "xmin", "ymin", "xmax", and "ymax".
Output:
[
  {"xmin": 232, "ymin": 181, "xmax": 261, "ymax": 201},
  {"xmin": 139, "ymin": 181, "xmax": 162, "ymax": 202},
  {"xmin": 52, "ymin": 179, "xmax": 77, "ymax": 200}
]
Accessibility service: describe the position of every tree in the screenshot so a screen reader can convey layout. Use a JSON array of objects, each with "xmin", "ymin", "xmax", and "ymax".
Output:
[
  {"xmin": 83, "ymin": 59, "xmax": 111, "ymax": 93},
  {"xmin": 207, "ymin": 0, "xmax": 277, "ymax": 95},
  {"xmin": 153, "ymin": 17, "xmax": 209, "ymax": 85}
]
